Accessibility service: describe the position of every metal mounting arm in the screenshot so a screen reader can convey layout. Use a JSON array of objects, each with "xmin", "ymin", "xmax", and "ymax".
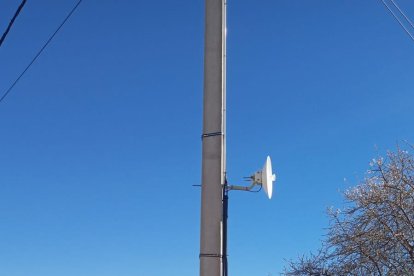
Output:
[
  {"xmin": 226, "ymin": 171, "xmax": 262, "ymax": 192},
  {"xmin": 226, "ymin": 181, "xmax": 259, "ymax": 192}
]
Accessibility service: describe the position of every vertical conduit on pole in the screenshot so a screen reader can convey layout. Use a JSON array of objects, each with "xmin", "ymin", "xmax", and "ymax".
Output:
[{"xmin": 200, "ymin": 0, "xmax": 226, "ymax": 276}]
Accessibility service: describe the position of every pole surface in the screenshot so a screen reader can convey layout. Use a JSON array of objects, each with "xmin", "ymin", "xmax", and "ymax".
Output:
[{"xmin": 200, "ymin": 0, "xmax": 226, "ymax": 276}]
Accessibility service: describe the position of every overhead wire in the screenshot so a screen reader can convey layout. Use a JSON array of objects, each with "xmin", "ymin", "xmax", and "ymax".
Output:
[
  {"xmin": 380, "ymin": 0, "xmax": 414, "ymax": 42},
  {"xmin": 0, "ymin": 0, "xmax": 83, "ymax": 104},
  {"xmin": 389, "ymin": 0, "xmax": 414, "ymax": 30},
  {"xmin": 0, "ymin": 0, "xmax": 27, "ymax": 48}
]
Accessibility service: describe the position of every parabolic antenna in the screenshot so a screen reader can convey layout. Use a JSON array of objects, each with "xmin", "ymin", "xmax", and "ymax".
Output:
[
  {"xmin": 262, "ymin": 156, "xmax": 276, "ymax": 199},
  {"xmin": 228, "ymin": 156, "xmax": 276, "ymax": 198},
  {"xmin": 253, "ymin": 156, "xmax": 276, "ymax": 199}
]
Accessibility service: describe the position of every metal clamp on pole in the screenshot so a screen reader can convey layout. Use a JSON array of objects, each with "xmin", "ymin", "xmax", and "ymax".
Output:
[
  {"xmin": 199, "ymin": 253, "xmax": 224, "ymax": 259},
  {"xmin": 201, "ymin": 131, "xmax": 223, "ymax": 139}
]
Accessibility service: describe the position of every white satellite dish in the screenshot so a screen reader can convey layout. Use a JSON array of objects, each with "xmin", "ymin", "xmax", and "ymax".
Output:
[
  {"xmin": 253, "ymin": 156, "xmax": 276, "ymax": 199},
  {"xmin": 227, "ymin": 156, "xmax": 276, "ymax": 199}
]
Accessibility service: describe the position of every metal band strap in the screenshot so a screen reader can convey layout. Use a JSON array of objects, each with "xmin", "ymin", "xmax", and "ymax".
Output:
[
  {"xmin": 199, "ymin": 253, "xmax": 224, "ymax": 259},
  {"xmin": 201, "ymin": 131, "xmax": 223, "ymax": 139}
]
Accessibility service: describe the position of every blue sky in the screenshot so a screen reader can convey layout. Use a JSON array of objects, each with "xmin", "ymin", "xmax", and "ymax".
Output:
[{"xmin": 1, "ymin": 1, "xmax": 414, "ymax": 275}]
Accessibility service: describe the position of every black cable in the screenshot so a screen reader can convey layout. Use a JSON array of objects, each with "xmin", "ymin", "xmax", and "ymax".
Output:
[
  {"xmin": 0, "ymin": 0, "xmax": 83, "ymax": 104},
  {"xmin": 249, "ymin": 184, "xmax": 263, "ymax": 193},
  {"xmin": 0, "ymin": 0, "xmax": 27, "ymax": 48},
  {"xmin": 222, "ymin": 182, "xmax": 229, "ymax": 276}
]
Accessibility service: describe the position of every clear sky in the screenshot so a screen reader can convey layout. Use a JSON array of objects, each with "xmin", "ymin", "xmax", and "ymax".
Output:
[{"xmin": 1, "ymin": 1, "xmax": 414, "ymax": 275}]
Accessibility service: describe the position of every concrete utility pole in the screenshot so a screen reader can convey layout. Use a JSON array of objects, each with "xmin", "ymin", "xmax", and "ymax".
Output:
[{"xmin": 200, "ymin": 0, "xmax": 226, "ymax": 275}]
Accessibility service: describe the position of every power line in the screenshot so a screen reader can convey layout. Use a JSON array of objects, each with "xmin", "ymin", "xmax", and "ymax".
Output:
[
  {"xmin": 389, "ymin": 0, "xmax": 414, "ymax": 30},
  {"xmin": 0, "ymin": 0, "xmax": 83, "ymax": 104},
  {"xmin": 0, "ymin": 0, "xmax": 27, "ymax": 48},
  {"xmin": 380, "ymin": 0, "xmax": 414, "ymax": 43}
]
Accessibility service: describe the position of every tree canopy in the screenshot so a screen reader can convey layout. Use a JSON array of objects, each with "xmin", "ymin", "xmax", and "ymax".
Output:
[{"xmin": 284, "ymin": 148, "xmax": 414, "ymax": 276}]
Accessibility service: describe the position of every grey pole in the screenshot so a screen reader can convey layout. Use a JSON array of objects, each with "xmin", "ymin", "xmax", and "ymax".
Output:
[{"xmin": 200, "ymin": 0, "xmax": 226, "ymax": 275}]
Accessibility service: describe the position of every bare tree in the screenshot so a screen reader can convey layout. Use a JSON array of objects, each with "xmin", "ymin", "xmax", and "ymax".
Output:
[
  {"xmin": 284, "ymin": 148, "xmax": 414, "ymax": 276},
  {"xmin": 284, "ymin": 248, "xmax": 334, "ymax": 276}
]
